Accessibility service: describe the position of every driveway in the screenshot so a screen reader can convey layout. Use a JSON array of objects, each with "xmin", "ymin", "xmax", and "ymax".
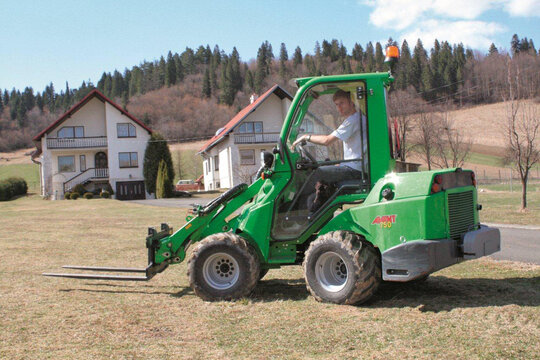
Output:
[
  {"xmin": 129, "ymin": 197, "xmax": 212, "ymax": 208},
  {"xmin": 487, "ymin": 224, "xmax": 540, "ymax": 265}
]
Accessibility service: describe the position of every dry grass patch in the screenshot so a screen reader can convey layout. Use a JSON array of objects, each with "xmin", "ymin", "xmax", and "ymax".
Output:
[{"xmin": 1, "ymin": 195, "xmax": 539, "ymax": 359}]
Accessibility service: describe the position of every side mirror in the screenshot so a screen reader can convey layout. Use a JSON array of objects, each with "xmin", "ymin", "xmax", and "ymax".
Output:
[{"xmin": 261, "ymin": 151, "xmax": 274, "ymax": 169}]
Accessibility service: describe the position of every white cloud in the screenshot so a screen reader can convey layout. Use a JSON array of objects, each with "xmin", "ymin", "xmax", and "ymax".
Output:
[
  {"xmin": 504, "ymin": 0, "xmax": 540, "ymax": 16},
  {"xmin": 401, "ymin": 20, "xmax": 506, "ymax": 49},
  {"xmin": 364, "ymin": 0, "xmax": 500, "ymax": 29},
  {"xmin": 432, "ymin": 0, "xmax": 498, "ymax": 19}
]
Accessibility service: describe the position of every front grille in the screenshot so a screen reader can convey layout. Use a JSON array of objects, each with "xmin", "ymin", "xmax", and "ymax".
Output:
[{"xmin": 448, "ymin": 191, "xmax": 475, "ymax": 241}]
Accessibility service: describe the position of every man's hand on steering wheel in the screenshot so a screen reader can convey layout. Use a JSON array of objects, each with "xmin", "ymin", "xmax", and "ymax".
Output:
[{"xmin": 292, "ymin": 135, "xmax": 317, "ymax": 163}]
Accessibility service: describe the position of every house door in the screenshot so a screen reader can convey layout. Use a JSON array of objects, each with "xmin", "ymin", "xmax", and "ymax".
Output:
[
  {"xmin": 116, "ymin": 181, "xmax": 146, "ymax": 200},
  {"xmin": 95, "ymin": 152, "xmax": 107, "ymax": 168}
]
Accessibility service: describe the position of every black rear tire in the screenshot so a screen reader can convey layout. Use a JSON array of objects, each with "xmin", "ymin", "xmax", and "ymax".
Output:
[
  {"xmin": 303, "ymin": 231, "xmax": 381, "ymax": 305},
  {"xmin": 188, "ymin": 233, "xmax": 260, "ymax": 301}
]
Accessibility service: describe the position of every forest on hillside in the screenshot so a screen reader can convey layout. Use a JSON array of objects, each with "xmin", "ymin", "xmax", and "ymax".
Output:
[{"xmin": 0, "ymin": 34, "xmax": 539, "ymax": 152}]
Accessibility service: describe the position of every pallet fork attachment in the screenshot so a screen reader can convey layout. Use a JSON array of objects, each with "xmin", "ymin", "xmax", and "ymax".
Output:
[{"xmin": 42, "ymin": 224, "xmax": 171, "ymax": 281}]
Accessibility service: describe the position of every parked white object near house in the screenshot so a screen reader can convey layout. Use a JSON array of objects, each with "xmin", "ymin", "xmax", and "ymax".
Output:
[
  {"xmin": 32, "ymin": 89, "xmax": 152, "ymax": 200},
  {"xmin": 198, "ymin": 85, "xmax": 292, "ymax": 190}
]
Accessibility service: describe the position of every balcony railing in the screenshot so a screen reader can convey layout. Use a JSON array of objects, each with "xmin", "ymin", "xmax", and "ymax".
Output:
[
  {"xmin": 233, "ymin": 132, "xmax": 280, "ymax": 144},
  {"xmin": 47, "ymin": 136, "xmax": 107, "ymax": 149}
]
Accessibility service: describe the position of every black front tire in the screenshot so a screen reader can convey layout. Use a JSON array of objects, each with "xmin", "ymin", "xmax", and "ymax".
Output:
[
  {"xmin": 303, "ymin": 231, "xmax": 381, "ymax": 305},
  {"xmin": 188, "ymin": 233, "xmax": 260, "ymax": 301}
]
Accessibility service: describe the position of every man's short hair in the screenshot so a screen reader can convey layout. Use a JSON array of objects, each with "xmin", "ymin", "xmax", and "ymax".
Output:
[{"xmin": 333, "ymin": 90, "xmax": 351, "ymax": 102}]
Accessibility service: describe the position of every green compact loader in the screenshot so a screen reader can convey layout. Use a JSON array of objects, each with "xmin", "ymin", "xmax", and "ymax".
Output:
[{"xmin": 44, "ymin": 48, "xmax": 500, "ymax": 305}]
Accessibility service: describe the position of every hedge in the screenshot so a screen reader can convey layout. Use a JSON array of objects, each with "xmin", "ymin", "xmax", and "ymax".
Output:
[{"xmin": 0, "ymin": 177, "xmax": 28, "ymax": 201}]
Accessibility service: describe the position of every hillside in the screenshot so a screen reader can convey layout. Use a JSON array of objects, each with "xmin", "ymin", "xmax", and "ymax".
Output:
[{"xmin": 3, "ymin": 100, "xmax": 538, "ymax": 182}]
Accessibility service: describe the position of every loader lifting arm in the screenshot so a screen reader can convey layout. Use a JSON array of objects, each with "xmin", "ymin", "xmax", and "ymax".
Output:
[{"xmin": 43, "ymin": 178, "xmax": 265, "ymax": 281}]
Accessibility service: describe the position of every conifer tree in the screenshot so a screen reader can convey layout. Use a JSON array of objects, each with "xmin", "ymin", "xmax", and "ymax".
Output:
[
  {"xmin": 0, "ymin": 96, "xmax": 3, "ymax": 114},
  {"xmin": 170, "ymin": 53, "xmax": 182, "ymax": 83},
  {"xmin": 62, "ymin": 82, "xmax": 71, "ymax": 109},
  {"xmin": 158, "ymin": 56, "xmax": 167, "ymax": 87},
  {"xmin": 411, "ymin": 39, "xmax": 427, "ymax": 91},
  {"xmin": 364, "ymin": 42, "xmax": 375, "ymax": 72},
  {"xmin": 22, "ymin": 87, "xmax": 35, "ymax": 111},
  {"xmin": 344, "ymin": 56, "xmax": 353, "ymax": 74},
  {"xmin": 166, "ymin": 51, "xmax": 176, "ymax": 86},
  {"xmin": 488, "ymin": 43, "xmax": 499, "ymax": 56},
  {"xmin": 155, "ymin": 159, "xmax": 173, "ymax": 198},
  {"xmin": 396, "ymin": 40, "xmax": 411, "ymax": 90},
  {"xmin": 245, "ymin": 68, "xmax": 254, "ymax": 93},
  {"xmin": 528, "ymin": 39, "xmax": 536, "ymax": 55},
  {"xmin": 511, "ymin": 34, "xmax": 521, "ymax": 56},
  {"xmin": 375, "ymin": 42, "xmax": 384, "ymax": 71},
  {"xmin": 279, "ymin": 43, "xmax": 288, "ymax": 79},
  {"xmin": 181, "ymin": 47, "xmax": 196, "ymax": 74},
  {"xmin": 2, "ymin": 89, "xmax": 8, "ymax": 105},
  {"xmin": 35, "ymin": 92, "xmax": 44, "ymax": 113},
  {"xmin": 143, "ymin": 133, "xmax": 174, "ymax": 195},
  {"xmin": 202, "ymin": 68, "xmax": 212, "ymax": 98},
  {"xmin": 352, "ymin": 43, "xmax": 364, "ymax": 62},
  {"xmin": 293, "ymin": 46, "xmax": 303, "ymax": 67},
  {"xmin": 230, "ymin": 47, "xmax": 242, "ymax": 92}
]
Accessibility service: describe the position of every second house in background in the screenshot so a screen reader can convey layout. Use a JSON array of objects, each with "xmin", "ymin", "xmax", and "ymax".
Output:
[{"xmin": 198, "ymin": 85, "xmax": 292, "ymax": 190}]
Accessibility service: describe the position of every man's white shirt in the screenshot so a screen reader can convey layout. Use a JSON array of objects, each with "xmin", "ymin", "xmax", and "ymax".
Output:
[{"xmin": 331, "ymin": 111, "xmax": 367, "ymax": 171}]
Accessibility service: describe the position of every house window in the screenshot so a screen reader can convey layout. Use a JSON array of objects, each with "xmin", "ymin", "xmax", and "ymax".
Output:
[
  {"xmin": 80, "ymin": 155, "xmax": 86, "ymax": 172},
  {"xmin": 116, "ymin": 123, "xmax": 137, "ymax": 138},
  {"xmin": 214, "ymin": 155, "xmax": 219, "ymax": 171},
  {"xmin": 119, "ymin": 152, "xmax": 138, "ymax": 168},
  {"xmin": 117, "ymin": 123, "xmax": 136, "ymax": 138},
  {"xmin": 240, "ymin": 149, "xmax": 255, "ymax": 165},
  {"xmin": 58, "ymin": 126, "xmax": 84, "ymax": 138},
  {"xmin": 58, "ymin": 156, "xmax": 75, "ymax": 172},
  {"xmin": 237, "ymin": 122, "xmax": 263, "ymax": 133}
]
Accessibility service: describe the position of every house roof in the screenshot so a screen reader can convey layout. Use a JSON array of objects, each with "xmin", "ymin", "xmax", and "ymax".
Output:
[
  {"xmin": 198, "ymin": 84, "xmax": 293, "ymax": 153},
  {"xmin": 33, "ymin": 89, "xmax": 152, "ymax": 142}
]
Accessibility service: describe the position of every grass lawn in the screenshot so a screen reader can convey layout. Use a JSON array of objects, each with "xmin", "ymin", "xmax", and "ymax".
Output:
[
  {"xmin": 479, "ymin": 189, "xmax": 540, "ymax": 225},
  {"xmin": 0, "ymin": 195, "xmax": 538, "ymax": 359}
]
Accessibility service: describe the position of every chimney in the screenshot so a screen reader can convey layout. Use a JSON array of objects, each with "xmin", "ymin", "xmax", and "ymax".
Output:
[{"xmin": 250, "ymin": 93, "xmax": 258, "ymax": 104}]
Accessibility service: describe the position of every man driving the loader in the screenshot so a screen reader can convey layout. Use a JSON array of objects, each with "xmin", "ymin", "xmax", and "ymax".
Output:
[
  {"xmin": 292, "ymin": 89, "xmax": 366, "ymax": 176},
  {"xmin": 291, "ymin": 89, "xmax": 367, "ymax": 213}
]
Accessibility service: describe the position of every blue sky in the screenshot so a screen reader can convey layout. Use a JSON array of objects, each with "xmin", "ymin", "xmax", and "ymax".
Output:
[{"xmin": 1, "ymin": 0, "xmax": 539, "ymax": 92}]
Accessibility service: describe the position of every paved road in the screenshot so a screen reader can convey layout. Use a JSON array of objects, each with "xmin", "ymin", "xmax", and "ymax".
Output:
[
  {"xmin": 489, "ymin": 226, "xmax": 540, "ymax": 265},
  {"xmin": 127, "ymin": 200, "xmax": 539, "ymax": 264}
]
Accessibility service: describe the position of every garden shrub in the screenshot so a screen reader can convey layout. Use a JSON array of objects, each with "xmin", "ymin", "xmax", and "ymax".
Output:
[
  {"xmin": 72, "ymin": 184, "xmax": 87, "ymax": 195},
  {"xmin": 83, "ymin": 192, "xmax": 93, "ymax": 199},
  {"xmin": 64, "ymin": 192, "xmax": 72, "ymax": 200},
  {"xmin": 0, "ymin": 177, "xmax": 28, "ymax": 201},
  {"xmin": 70, "ymin": 192, "xmax": 80, "ymax": 200},
  {"xmin": 100, "ymin": 191, "xmax": 110, "ymax": 198}
]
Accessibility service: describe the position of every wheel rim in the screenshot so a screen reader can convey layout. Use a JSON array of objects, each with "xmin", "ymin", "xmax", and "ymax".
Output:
[
  {"xmin": 315, "ymin": 252, "xmax": 348, "ymax": 293},
  {"xmin": 202, "ymin": 252, "xmax": 240, "ymax": 290}
]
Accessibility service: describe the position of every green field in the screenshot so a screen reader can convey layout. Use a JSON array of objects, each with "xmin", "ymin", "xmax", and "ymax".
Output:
[
  {"xmin": 0, "ymin": 195, "xmax": 538, "ymax": 359},
  {"xmin": 0, "ymin": 163, "xmax": 40, "ymax": 191}
]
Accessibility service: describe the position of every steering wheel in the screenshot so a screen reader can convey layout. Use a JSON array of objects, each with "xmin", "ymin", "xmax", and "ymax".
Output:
[{"xmin": 296, "ymin": 140, "xmax": 317, "ymax": 164}]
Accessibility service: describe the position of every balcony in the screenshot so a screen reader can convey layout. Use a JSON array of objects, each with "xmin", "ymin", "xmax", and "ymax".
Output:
[
  {"xmin": 233, "ymin": 132, "xmax": 280, "ymax": 145},
  {"xmin": 47, "ymin": 136, "xmax": 107, "ymax": 149}
]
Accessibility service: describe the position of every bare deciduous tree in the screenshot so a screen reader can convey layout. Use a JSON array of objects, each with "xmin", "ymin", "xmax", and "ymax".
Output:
[
  {"xmin": 503, "ymin": 61, "xmax": 540, "ymax": 209},
  {"xmin": 432, "ymin": 106, "xmax": 472, "ymax": 168},
  {"xmin": 414, "ymin": 105, "xmax": 441, "ymax": 170},
  {"xmin": 388, "ymin": 86, "xmax": 423, "ymax": 161}
]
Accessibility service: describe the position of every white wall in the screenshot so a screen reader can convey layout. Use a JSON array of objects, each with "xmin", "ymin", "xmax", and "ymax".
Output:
[
  {"xmin": 105, "ymin": 103, "xmax": 151, "ymax": 194},
  {"xmin": 54, "ymin": 97, "xmax": 106, "ymax": 137}
]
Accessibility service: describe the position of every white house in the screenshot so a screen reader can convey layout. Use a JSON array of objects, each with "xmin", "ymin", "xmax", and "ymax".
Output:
[
  {"xmin": 32, "ymin": 89, "xmax": 152, "ymax": 200},
  {"xmin": 198, "ymin": 85, "xmax": 292, "ymax": 190}
]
